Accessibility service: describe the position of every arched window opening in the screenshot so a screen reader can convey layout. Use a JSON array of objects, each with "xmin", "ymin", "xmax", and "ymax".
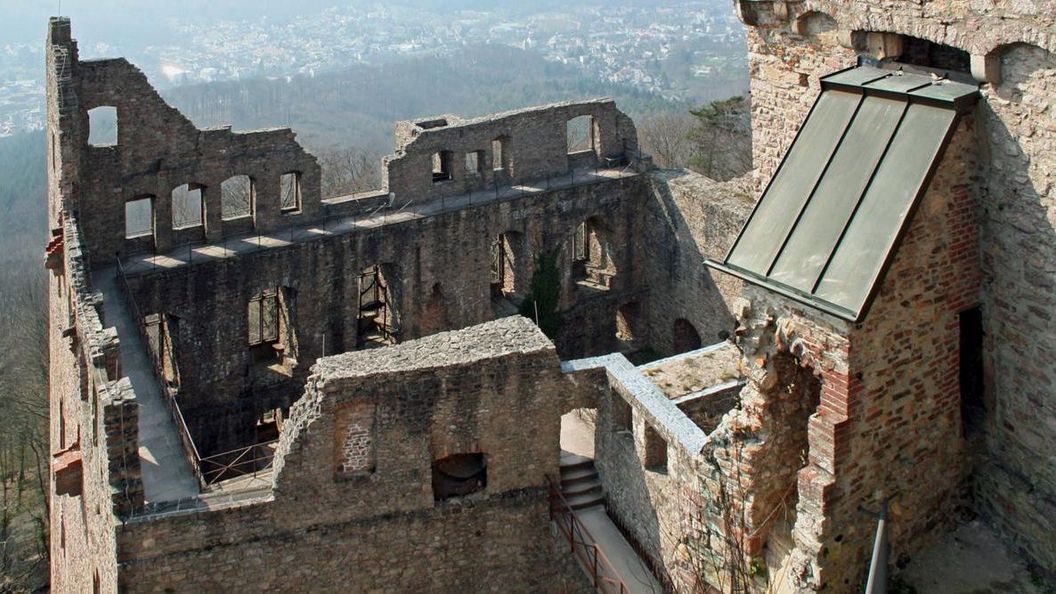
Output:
[
  {"xmin": 87, "ymin": 106, "xmax": 117, "ymax": 147},
  {"xmin": 672, "ymin": 318, "xmax": 702, "ymax": 354}
]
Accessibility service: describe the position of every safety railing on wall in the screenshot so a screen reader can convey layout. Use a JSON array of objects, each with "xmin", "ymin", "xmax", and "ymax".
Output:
[
  {"xmin": 199, "ymin": 440, "xmax": 279, "ymax": 488},
  {"xmin": 118, "ymin": 149, "xmax": 646, "ymax": 277},
  {"xmin": 547, "ymin": 475, "xmax": 631, "ymax": 594},
  {"xmin": 115, "ymin": 257, "xmax": 204, "ymax": 485}
]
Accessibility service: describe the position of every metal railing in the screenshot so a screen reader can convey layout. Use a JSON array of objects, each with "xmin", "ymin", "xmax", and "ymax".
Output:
[
  {"xmin": 547, "ymin": 475, "xmax": 631, "ymax": 594},
  {"xmin": 604, "ymin": 499, "xmax": 677, "ymax": 593},
  {"xmin": 199, "ymin": 440, "xmax": 278, "ymax": 488},
  {"xmin": 118, "ymin": 152, "xmax": 645, "ymax": 278},
  {"xmin": 116, "ymin": 257, "xmax": 204, "ymax": 486}
]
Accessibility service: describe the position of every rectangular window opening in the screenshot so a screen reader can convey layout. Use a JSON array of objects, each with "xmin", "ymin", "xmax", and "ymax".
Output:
[
  {"xmin": 87, "ymin": 106, "xmax": 118, "ymax": 147},
  {"xmin": 644, "ymin": 424, "xmax": 668, "ymax": 473},
  {"xmin": 492, "ymin": 138, "xmax": 507, "ymax": 172},
  {"xmin": 124, "ymin": 196, "xmax": 154, "ymax": 239},
  {"xmin": 465, "ymin": 150, "xmax": 484, "ymax": 175},
  {"xmin": 171, "ymin": 183, "xmax": 204, "ymax": 230},
  {"xmin": 221, "ymin": 175, "xmax": 254, "ymax": 220},
  {"xmin": 432, "ymin": 151, "xmax": 453, "ymax": 183},
  {"xmin": 280, "ymin": 172, "xmax": 302, "ymax": 213}
]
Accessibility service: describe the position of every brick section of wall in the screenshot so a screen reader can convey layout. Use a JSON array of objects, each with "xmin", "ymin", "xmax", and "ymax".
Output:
[
  {"xmin": 333, "ymin": 402, "xmax": 375, "ymax": 476},
  {"xmin": 738, "ymin": 1, "xmax": 1056, "ymax": 577}
]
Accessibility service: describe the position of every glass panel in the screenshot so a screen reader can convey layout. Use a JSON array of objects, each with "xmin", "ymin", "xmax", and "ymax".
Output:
[
  {"xmin": 815, "ymin": 104, "xmax": 956, "ymax": 313},
  {"xmin": 727, "ymin": 90, "xmax": 861, "ymax": 273},
  {"xmin": 769, "ymin": 95, "xmax": 906, "ymax": 292},
  {"xmin": 262, "ymin": 292, "xmax": 279, "ymax": 343},
  {"xmin": 247, "ymin": 297, "xmax": 261, "ymax": 345}
]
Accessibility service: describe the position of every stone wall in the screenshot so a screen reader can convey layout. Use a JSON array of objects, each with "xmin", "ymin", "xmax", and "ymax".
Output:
[
  {"xmin": 736, "ymin": 0, "xmax": 1056, "ymax": 575},
  {"xmin": 113, "ymin": 318, "xmax": 589, "ymax": 593}
]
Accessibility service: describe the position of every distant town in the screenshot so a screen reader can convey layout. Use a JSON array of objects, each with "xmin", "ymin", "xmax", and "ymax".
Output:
[{"xmin": 0, "ymin": 1, "xmax": 745, "ymax": 137}]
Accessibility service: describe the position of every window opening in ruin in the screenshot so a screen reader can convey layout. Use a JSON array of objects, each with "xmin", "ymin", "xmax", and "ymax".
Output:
[
  {"xmin": 616, "ymin": 302, "xmax": 640, "ymax": 347},
  {"xmin": 257, "ymin": 408, "xmax": 283, "ymax": 442},
  {"xmin": 960, "ymin": 306, "xmax": 985, "ymax": 437},
  {"xmin": 643, "ymin": 424, "xmax": 668, "ymax": 473},
  {"xmin": 357, "ymin": 265, "xmax": 397, "ymax": 348},
  {"xmin": 614, "ymin": 395, "xmax": 632, "ymax": 433},
  {"xmin": 492, "ymin": 137, "xmax": 508, "ymax": 172},
  {"xmin": 465, "ymin": 150, "xmax": 484, "ymax": 175},
  {"xmin": 221, "ymin": 175, "xmax": 253, "ymax": 221},
  {"xmin": 171, "ymin": 183, "xmax": 204, "ymax": 229},
  {"xmin": 673, "ymin": 318, "xmax": 702, "ymax": 353},
  {"xmin": 248, "ymin": 289, "xmax": 280, "ymax": 346},
  {"xmin": 124, "ymin": 196, "xmax": 154, "ymax": 239},
  {"xmin": 566, "ymin": 115, "xmax": 596, "ymax": 154},
  {"xmin": 895, "ymin": 36, "xmax": 970, "ymax": 73},
  {"xmin": 490, "ymin": 233, "xmax": 521, "ymax": 299},
  {"xmin": 280, "ymin": 172, "xmax": 302, "ymax": 213},
  {"xmin": 571, "ymin": 219, "xmax": 614, "ymax": 290},
  {"xmin": 432, "ymin": 453, "xmax": 487, "ymax": 502},
  {"xmin": 87, "ymin": 105, "xmax": 117, "ymax": 147},
  {"xmin": 432, "ymin": 150, "xmax": 454, "ymax": 183}
]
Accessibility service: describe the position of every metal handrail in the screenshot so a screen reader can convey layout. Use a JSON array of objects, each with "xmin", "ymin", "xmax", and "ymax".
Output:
[
  {"xmin": 199, "ymin": 440, "xmax": 279, "ymax": 487},
  {"xmin": 546, "ymin": 475, "xmax": 629, "ymax": 594},
  {"xmin": 115, "ymin": 257, "xmax": 204, "ymax": 485}
]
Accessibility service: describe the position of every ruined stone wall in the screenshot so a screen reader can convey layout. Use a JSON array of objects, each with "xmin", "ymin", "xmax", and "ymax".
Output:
[
  {"xmin": 739, "ymin": 0, "xmax": 1056, "ymax": 574},
  {"xmin": 385, "ymin": 100, "xmax": 639, "ymax": 202},
  {"xmin": 47, "ymin": 19, "xmax": 144, "ymax": 593},
  {"xmin": 112, "ymin": 319, "xmax": 588, "ymax": 593},
  {"xmin": 123, "ymin": 176, "xmax": 648, "ymax": 455},
  {"xmin": 61, "ymin": 39, "xmax": 322, "ymax": 261},
  {"xmin": 640, "ymin": 171, "xmax": 753, "ymax": 355}
]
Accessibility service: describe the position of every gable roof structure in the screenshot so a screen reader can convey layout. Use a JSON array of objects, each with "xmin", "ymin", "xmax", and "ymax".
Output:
[{"xmin": 706, "ymin": 66, "xmax": 979, "ymax": 322}]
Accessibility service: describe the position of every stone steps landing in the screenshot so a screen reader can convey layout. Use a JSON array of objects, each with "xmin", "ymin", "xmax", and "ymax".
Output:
[{"xmin": 559, "ymin": 451, "xmax": 605, "ymax": 510}]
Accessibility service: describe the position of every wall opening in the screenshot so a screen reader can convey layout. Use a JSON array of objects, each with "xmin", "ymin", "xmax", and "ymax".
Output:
[
  {"xmin": 248, "ymin": 288, "xmax": 281, "ymax": 363},
  {"xmin": 492, "ymin": 137, "xmax": 508, "ymax": 172},
  {"xmin": 571, "ymin": 218, "xmax": 616, "ymax": 289},
  {"xmin": 616, "ymin": 302, "xmax": 641, "ymax": 347},
  {"xmin": 465, "ymin": 150, "xmax": 484, "ymax": 175},
  {"xmin": 960, "ymin": 306, "xmax": 985, "ymax": 437},
  {"xmin": 490, "ymin": 232, "xmax": 523, "ymax": 299},
  {"xmin": 432, "ymin": 453, "xmax": 487, "ymax": 502},
  {"xmin": 280, "ymin": 172, "xmax": 302, "ymax": 213},
  {"xmin": 171, "ymin": 183, "xmax": 204, "ymax": 229},
  {"xmin": 673, "ymin": 318, "xmax": 702, "ymax": 353},
  {"xmin": 567, "ymin": 115, "xmax": 596, "ymax": 154},
  {"xmin": 432, "ymin": 150, "xmax": 454, "ymax": 183},
  {"xmin": 87, "ymin": 106, "xmax": 117, "ymax": 147},
  {"xmin": 643, "ymin": 424, "xmax": 668, "ymax": 473},
  {"xmin": 124, "ymin": 196, "xmax": 154, "ymax": 239},
  {"xmin": 221, "ymin": 175, "xmax": 253, "ymax": 221},
  {"xmin": 857, "ymin": 32, "xmax": 970, "ymax": 73},
  {"xmin": 357, "ymin": 264, "xmax": 397, "ymax": 348}
]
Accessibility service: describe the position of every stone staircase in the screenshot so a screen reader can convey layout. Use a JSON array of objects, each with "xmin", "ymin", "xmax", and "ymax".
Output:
[{"xmin": 559, "ymin": 451, "xmax": 605, "ymax": 510}]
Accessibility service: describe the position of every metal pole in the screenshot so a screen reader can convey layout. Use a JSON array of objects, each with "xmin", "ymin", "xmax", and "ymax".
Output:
[{"xmin": 864, "ymin": 500, "xmax": 890, "ymax": 594}]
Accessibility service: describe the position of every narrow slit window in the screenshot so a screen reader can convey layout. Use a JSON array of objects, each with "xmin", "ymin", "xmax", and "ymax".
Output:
[
  {"xmin": 492, "ymin": 138, "xmax": 507, "ymax": 172},
  {"xmin": 171, "ymin": 183, "xmax": 204, "ymax": 229},
  {"xmin": 124, "ymin": 196, "xmax": 154, "ymax": 239},
  {"xmin": 221, "ymin": 175, "xmax": 253, "ymax": 220},
  {"xmin": 280, "ymin": 172, "xmax": 302, "ymax": 212}
]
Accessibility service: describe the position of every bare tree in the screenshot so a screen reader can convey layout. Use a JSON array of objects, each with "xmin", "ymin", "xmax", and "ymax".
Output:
[
  {"xmin": 318, "ymin": 147, "xmax": 382, "ymax": 199},
  {"xmin": 688, "ymin": 96, "xmax": 752, "ymax": 181},
  {"xmin": 638, "ymin": 112, "xmax": 697, "ymax": 169}
]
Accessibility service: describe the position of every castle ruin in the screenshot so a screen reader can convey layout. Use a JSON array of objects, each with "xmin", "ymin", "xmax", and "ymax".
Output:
[{"xmin": 45, "ymin": 1, "xmax": 1056, "ymax": 591}]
